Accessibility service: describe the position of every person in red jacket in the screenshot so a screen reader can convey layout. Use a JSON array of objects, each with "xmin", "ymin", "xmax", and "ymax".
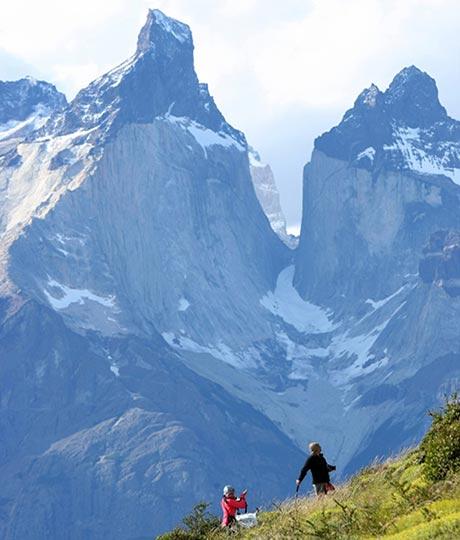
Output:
[{"xmin": 221, "ymin": 485, "xmax": 248, "ymax": 528}]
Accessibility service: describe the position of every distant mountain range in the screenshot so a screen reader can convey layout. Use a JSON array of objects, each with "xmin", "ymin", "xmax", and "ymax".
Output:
[{"xmin": 0, "ymin": 9, "xmax": 459, "ymax": 539}]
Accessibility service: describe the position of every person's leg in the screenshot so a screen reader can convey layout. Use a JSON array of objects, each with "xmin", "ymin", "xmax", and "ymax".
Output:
[
  {"xmin": 228, "ymin": 515, "xmax": 238, "ymax": 531},
  {"xmin": 314, "ymin": 483, "xmax": 327, "ymax": 496}
]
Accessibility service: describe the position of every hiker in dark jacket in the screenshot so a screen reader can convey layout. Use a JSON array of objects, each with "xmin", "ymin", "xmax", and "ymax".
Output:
[{"xmin": 296, "ymin": 442, "xmax": 336, "ymax": 495}]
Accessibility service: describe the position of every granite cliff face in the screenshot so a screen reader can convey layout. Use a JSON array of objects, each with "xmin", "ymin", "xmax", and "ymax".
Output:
[
  {"xmin": 292, "ymin": 66, "xmax": 460, "ymax": 473},
  {"xmin": 248, "ymin": 146, "xmax": 297, "ymax": 248},
  {"xmin": 1, "ymin": 9, "xmax": 287, "ymax": 346},
  {"xmin": 295, "ymin": 66, "xmax": 460, "ymax": 305}
]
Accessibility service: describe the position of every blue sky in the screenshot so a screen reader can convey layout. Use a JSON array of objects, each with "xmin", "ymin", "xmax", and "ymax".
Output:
[{"xmin": 1, "ymin": 0, "xmax": 459, "ymax": 229}]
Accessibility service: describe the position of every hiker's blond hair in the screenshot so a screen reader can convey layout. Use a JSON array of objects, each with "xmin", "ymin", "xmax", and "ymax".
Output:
[{"xmin": 309, "ymin": 442, "xmax": 321, "ymax": 454}]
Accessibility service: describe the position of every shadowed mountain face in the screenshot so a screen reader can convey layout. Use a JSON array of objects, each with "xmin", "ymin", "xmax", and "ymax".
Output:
[
  {"xmin": 0, "ymin": 301, "xmax": 302, "ymax": 539},
  {"xmin": 419, "ymin": 230, "xmax": 460, "ymax": 297},
  {"xmin": 1, "ymin": 9, "xmax": 460, "ymax": 539}
]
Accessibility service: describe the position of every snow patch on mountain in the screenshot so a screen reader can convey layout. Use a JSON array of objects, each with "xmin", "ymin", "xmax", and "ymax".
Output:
[
  {"xmin": 329, "ymin": 300, "xmax": 407, "ymax": 384},
  {"xmin": 0, "ymin": 128, "xmax": 96, "ymax": 234},
  {"xmin": 260, "ymin": 266, "xmax": 336, "ymax": 333},
  {"xmin": 365, "ymin": 285, "xmax": 406, "ymax": 311},
  {"xmin": 98, "ymin": 55, "xmax": 138, "ymax": 92},
  {"xmin": 164, "ymin": 115, "xmax": 245, "ymax": 156},
  {"xmin": 162, "ymin": 332, "xmax": 259, "ymax": 369},
  {"xmin": 275, "ymin": 330, "xmax": 328, "ymax": 381},
  {"xmin": 110, "ymin": 365, "xmax": 120, "ymax": 376},
  {"xmin": 178, "ymin": 297, "xmax": 190, "ymax": 311},
  {"xmin": 248, "ymin": 150, "xmax": 266, "ymax": 168},
  {"xmin": 0, "ymin": 105, "xmax": 50, "ymax": 141},
  {"xmin": 357, "ymin": 146, "xmax": 375, "ymax": 163},
  {"xmin": 107, "ymin": 354, "xmax": 120, "ymax": 377},
  {"xmin": 44, "ymin": 278, "xmax": 116, "ymax": 310},
  {"xmin": 384, "ymin": 126, "xmax": 460, "ymax": 184}
]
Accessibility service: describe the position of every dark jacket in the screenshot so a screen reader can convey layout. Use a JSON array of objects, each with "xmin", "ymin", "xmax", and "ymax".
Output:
[{"xmin": 297, "ymin": 453, "xmax": 336, "ymax": 485}]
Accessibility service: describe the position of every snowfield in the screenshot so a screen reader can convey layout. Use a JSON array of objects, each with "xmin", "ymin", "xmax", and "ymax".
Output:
[{"xmin": 260, "ymin": 266, "xmax": 337, "ymax": 333}]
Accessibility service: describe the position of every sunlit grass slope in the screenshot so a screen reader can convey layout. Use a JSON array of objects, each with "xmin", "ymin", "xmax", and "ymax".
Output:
[{"xmin": 157, "ymin": 395, "xmax": 460, "ymax": 539}]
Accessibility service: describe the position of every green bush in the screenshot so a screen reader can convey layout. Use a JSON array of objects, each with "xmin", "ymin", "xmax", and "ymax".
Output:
[
  {"xmin": 156, "ymin": 502, "xmax": 221, "ymax": 540},
  {"xmin": 420, "ymin": 394, "xmax": 460, "ymax": 482}
]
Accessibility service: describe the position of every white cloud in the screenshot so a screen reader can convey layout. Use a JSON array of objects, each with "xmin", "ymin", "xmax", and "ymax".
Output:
[
  {"xmin": 50, "ymin": 62, "xmax": 105, "ymax": 96},
  {"xmin": 0, "ymin": 0, "xmax": 126, "ymax": 57}
]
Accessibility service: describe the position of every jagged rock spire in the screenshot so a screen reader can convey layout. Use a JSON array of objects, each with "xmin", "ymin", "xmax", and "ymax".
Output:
[
  {"xmin": 136, "ymin": 9, "xmax": 193, "ymax": 54},
  {"xmin": 355, "ymin": 83, "xmax": 383, "ymax": 109},
  {"xmin": 314, "ymin": 65, "xmax": 456, "ymax": 166},
  {"xmin": 385, "ymin": 65, "xmax": 447, "ymax": 127},
  {"xmin": 52, "ymin": 9, "xmax": 242, "ymax": 139}
]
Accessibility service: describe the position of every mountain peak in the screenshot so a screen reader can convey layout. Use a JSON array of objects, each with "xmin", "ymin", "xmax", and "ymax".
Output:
[
  {"xmin": 136, "ymin": 9, "xmax": 192, "ymax": 55},
  {"xmin": 0, "ymin": 77, "xmax": 67, "ymax": 124},
  {"xmin": 385, "ymin": 65, "xmax": 447, "ymax": 127},
  {"xmin": 387, "ymin": 65, "xmax": 428, "ymax": 90},
  {"xmin": 53, "ymin": 9, "xmax": 241, "ymax": 146},
  {"xmin": 314, "ymin": 65, "xmax": 458, "ymax": 172},
  {"xmin": 355, "ymin": 83, "xmax": 382, "ymax": 109}
]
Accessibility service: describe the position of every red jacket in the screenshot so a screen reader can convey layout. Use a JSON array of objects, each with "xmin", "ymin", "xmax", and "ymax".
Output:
[{"xmin": 221, "ymin": 494, "xmax": 247, "ymax": 527}]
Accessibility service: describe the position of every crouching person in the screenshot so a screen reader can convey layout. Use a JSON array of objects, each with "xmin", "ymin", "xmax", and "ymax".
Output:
[{"xmin": 221, "ymin": 485, "xmax": 248, "ymax": 528}]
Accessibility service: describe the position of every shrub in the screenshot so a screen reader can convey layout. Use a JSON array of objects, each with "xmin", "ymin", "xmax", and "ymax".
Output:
[
  {"xmin": 420, "ymin": 393, "xmax": 460, "ymax": 482},
  {"xmin": 156, "ymin": 502, "xmax": 221, "ymax": 540}
]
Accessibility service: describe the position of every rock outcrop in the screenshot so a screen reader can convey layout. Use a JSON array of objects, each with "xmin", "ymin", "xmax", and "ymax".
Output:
[
  {"xmin": 248, "ymin": 147, "xmax": 297, "ymax": 248},
  {"xmin": 419, "ymin": 230, "xmax": 460, "ymax": 296}
]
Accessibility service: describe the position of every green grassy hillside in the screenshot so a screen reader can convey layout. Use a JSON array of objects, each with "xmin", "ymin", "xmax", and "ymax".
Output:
[
  {"xmin": 241, "ymin": 451, "xmax": 460, "ymax": 539},
  {"xmin": 157, "ymin": 395, "xmax": 460, "ymax": 539}
]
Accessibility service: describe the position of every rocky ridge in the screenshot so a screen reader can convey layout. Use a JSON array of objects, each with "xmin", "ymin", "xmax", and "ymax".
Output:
[{"xmin": 248, "ymin": 146, "xmax": 297, "ymax": 248}]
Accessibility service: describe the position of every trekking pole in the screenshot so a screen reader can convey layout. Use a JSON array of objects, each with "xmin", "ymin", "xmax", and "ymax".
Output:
[{"xmin": 295, "ymin": 484, "xmax": 300, "ymax": 499}]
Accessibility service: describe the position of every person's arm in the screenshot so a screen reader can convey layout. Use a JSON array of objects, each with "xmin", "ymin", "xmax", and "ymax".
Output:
[
  {"xmin": 239, "ymin": 490, "xmax": 248, "ymax": 512},
  {"xmin": 327, "ymin": 463, "xmax": 336, "ymax": 472},
  {"xmin": 296, "ymin": 456, "xmax": 312, "ymax": 485},
  {"xmin": 226, "ymin": 496, "xmax": 247, "ymax": 510}
]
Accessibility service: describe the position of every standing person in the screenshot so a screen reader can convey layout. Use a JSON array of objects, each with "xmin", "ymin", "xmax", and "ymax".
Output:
[
  {"xmin": 221, "ymin": 485, "xmax": 248, "ymax": 528},
  {"xmin": 296, "ymin": 442, "xmax": 336, "ymax": 495}
]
